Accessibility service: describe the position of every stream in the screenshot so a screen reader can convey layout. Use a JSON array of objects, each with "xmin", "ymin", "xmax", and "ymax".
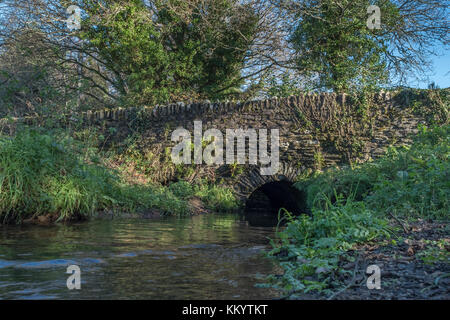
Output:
[{"xmin": 0, "ymin": 214, "xmax": 282, "ymax": 299}]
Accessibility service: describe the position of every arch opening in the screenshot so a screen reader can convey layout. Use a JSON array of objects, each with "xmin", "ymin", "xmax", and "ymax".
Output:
[{"xmin": 244, "ymin": 181, "xmax": 308, "ymax": 224}]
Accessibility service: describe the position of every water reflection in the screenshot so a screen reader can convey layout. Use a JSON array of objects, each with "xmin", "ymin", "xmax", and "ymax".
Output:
[{"xmin": 0, "ymin": 214, "xmax": 281, "ymax": 299}]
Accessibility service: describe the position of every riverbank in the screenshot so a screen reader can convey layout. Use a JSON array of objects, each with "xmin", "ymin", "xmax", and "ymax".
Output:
[
  {"xmin": 266, "ymin": 125, "xmax": 449, "ymax": 299},
  {"xmin": 0, "ymin": 127, "xmax": 239, "ymax": 224},
  {"xmin": 277, "ymin": 219, "xmax": 449, "ymax": 300},
  {"xmin": 20, "ymin": 196, "xmax": 223, "ymax": 225},
  {"xmin": 1, "ymin": 121, "xmax": 448, "ymax": 300}
]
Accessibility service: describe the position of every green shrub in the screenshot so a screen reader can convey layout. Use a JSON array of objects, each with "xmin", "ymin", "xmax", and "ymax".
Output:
[
  {"xmin": 295, "ymin": 165, "xmax": 376, "ymax": 210},
  {"xmin": 168, "ymin": 181, "xmax": 195, "ymax": 199},
  {"xmin": 267, "ymin": 124, "xmax": 449, "ymax": 296},
  {"xmin": 365, "ymin": 125, "xmax": 449, "ymax": 219}
]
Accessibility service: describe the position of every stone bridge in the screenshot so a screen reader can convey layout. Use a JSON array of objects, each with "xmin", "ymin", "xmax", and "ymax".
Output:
[{"xmin": 1, "ymin": 91, "xmax": 434, "ymax": 214}]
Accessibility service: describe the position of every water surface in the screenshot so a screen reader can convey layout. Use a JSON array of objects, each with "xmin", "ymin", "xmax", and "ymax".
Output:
[{"xmin": 0, "ymin": 214, "xmax": 281, "ymax": 299}]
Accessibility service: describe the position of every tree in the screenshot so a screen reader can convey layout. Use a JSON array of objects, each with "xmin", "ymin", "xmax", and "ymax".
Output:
[
  {"xmin": 77, "ymin": 0, "xmax": 260, "ymax": 105},
  {"xmin": 0, "ymin": 0, "xmax": 268, "ymax": 109},
  {"xmin": 0, "ymin": 29, "xmax": 71, "ymax": 117},
  {"xmin": 279, "ymin": 0, "xmax": 449, "ymax": 92},
  {"xmin": 1, "ymin": 0, "xmax": 447, "ymax": 110},
  {"xmin": 0, "ymin": 1, "xmax": 118, "ymax": 115}
]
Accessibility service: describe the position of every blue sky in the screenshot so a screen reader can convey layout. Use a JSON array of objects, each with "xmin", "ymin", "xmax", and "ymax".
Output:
[{"xmin": 406, "ymin": 46, "xmax": 450, "ymax": 89}]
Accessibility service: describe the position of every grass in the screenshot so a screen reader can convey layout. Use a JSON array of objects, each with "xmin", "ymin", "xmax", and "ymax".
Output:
[
  {"xmin": 0, "ymin": 127, "xmax": 239, "ymax": 224},
  {"xmin": 265, "ymin": 124, "xmax": 449, "ymax": 295},
  {"xmin": 193, "ymin": 183, "xmax": 240, "ymax": 212}
]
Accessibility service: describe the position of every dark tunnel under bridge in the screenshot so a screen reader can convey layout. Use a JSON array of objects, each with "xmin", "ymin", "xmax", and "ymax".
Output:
[
  {"xmin": 234, "ymin": 165, "xmax": 309, "ymax": 226},
  {"xmin": 244, "ymin": 180, "xmax": 307, "ymax": 216}
]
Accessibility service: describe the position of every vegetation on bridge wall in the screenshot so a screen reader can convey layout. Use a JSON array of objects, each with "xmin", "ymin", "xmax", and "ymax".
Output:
[
  {"xmin": 289, "ymin": 89, "xmax": 448, "ymax": 169},
  {"xmin": 1, "ymin": 88, "xmax": 448, "ymax": 189}
]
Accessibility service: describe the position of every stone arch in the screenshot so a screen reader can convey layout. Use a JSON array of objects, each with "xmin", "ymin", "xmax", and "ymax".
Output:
[{"xmin": 234, "ymin": 162, "xmax": 308, "ymax": 216}]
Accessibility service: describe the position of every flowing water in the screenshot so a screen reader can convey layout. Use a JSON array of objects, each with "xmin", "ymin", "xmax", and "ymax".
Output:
[{"xmin": 0, "ymin": 214, "xmax": 282, "ymax": 300}]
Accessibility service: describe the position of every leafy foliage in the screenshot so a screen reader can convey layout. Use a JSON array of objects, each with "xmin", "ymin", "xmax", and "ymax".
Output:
[
  {"xmin": 288, "ymin": 0, "xmax": 449, "ymax": 92},
  {"xmin": 264, "ymin": 198, "xmax": 391, "ymax": 294},
  {"xmin": 79, "ymin": 0, "xmax": 258, "ymax": 105},
  {"xmin": 194, "ymin": 183, "xmax": 240, "ymax": 212},
  {"xmin": 0, "ymin": 128, "xmax": 117, "ymax": 222},
  {"xmin": 267, "ymin": 125, "xmax": 449, "ymax": 295},
  {"xmin": 290, "ymin": 0, "xmax": 392, "ymax": 92}
]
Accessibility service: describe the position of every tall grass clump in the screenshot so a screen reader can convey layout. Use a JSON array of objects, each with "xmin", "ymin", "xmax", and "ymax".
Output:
[
  {"xmin": 194, "ymin": 184, "xmax": 240, "ymax": 212},
  {"xmin": 0, "ymin": 128, "xmax": 119, "ymax": 223},
  {"xmin": 0, "ymin": 128, "xmax": 240, "ymax": 223}
]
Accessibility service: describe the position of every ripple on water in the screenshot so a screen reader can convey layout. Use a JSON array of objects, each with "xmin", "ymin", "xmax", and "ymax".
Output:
[
  {"xmin": 179, "ymin": 244, "xmax": 222, "ymax": 250},
  {"xmin": 15, "ymin": 259, "xmax": 78, "ymax": 269},
  {"xmin": 81, "ymin": 258, "xmax": 105, "ymax": 264},
  {"xmin": 115, "ymin": 252, "xmax": 138, "ymax": 258},
  {"xmin": 21, "ymin": 294, "xmax": 58, "ymax": 300},
  {"xmin": 0, "ymin": 260, "xmax": 16, "ymax": 269},
  {"xmin": 12, "ymin": 257, "xmax": 105, "ymax": 269},
  {"xmin": 113, "ymin": 250, "xmax": 179, "ymax": 259}
]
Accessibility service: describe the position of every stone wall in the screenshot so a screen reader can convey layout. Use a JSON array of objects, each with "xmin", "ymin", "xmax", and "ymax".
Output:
[{"xmin": 0, "ymin": 91, "xmax": 435, "ymax": 200}]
